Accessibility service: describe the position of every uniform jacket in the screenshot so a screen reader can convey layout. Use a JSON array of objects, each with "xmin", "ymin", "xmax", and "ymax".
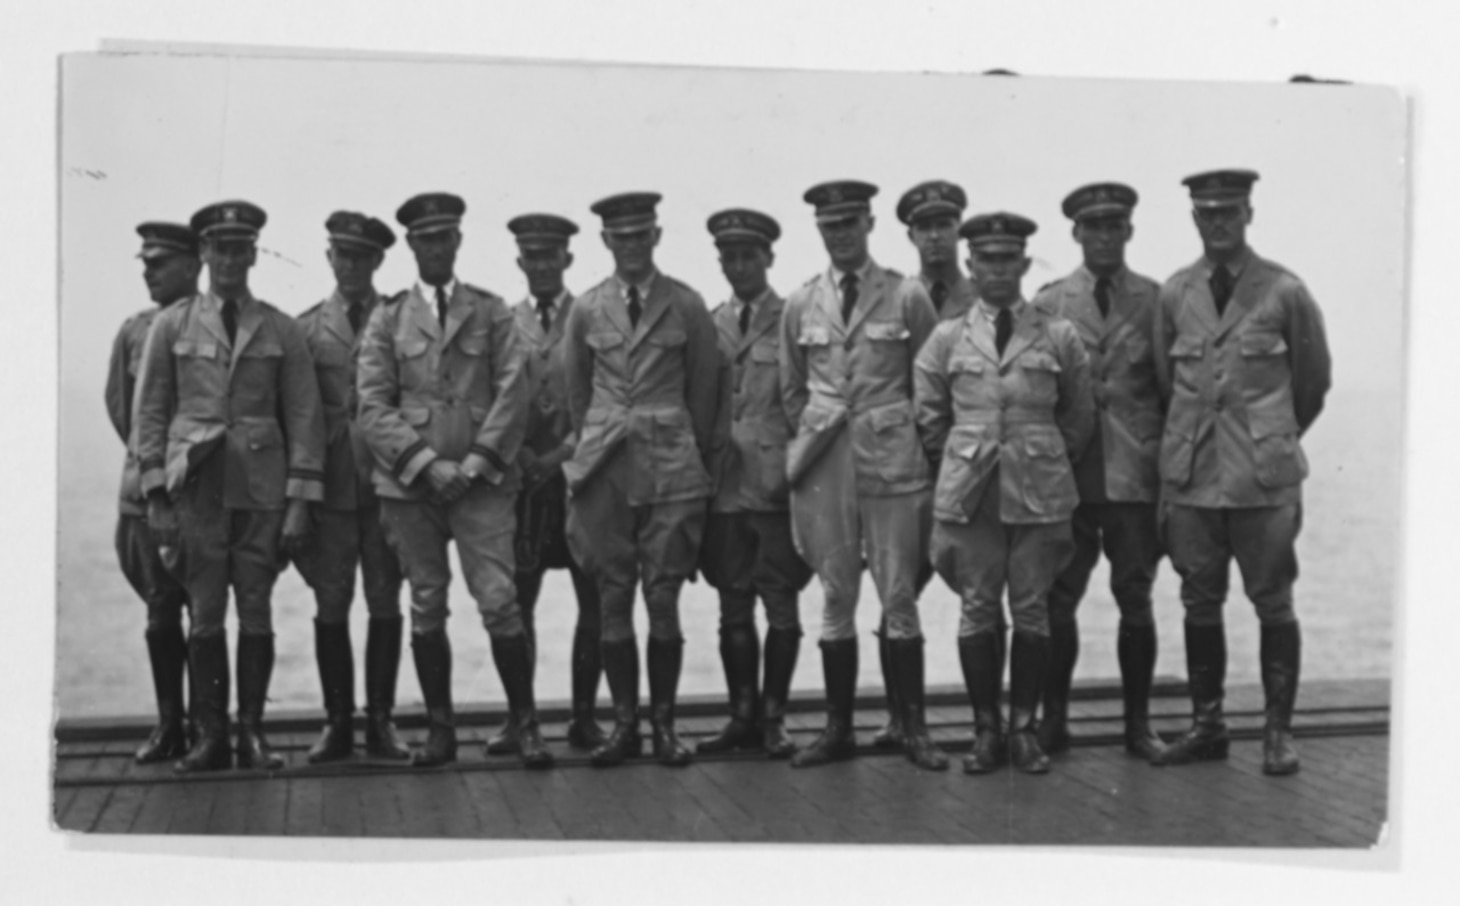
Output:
[
  {"xmin": 779, "ymin": 261, "xmax": 938, "ymax": 496},
  {"xmin": 357, "ymin": 281, "xmax": 530, "ymax": 501},
  {"xmin": 562, "ymin": 271, "xmax": 720, "ymax": 505},
  {"xmin": 910, "ymin": 271, "xmax": 978, "ymax": 323},
  {"xmin": 134, "ymin": 291, "xmax": 326, "ymax": 510},
  {"xmin": 1152, "ymin": 248, "xmax": 1332, "ymax": 507},
  {"xmin": 914, "ymin": 299, "xmax": 1095, "ymax": 525},
  {"xmin": 106, "ymin": 306, "xmax": 162, "ymax": 516},
  {"xmin": 296, "ymin": 290, "xmax": 387, "ymax": 511},
  {"xmin": 708, "ymin": 288, "xmax": 795, "ymax": 513},
  {"xmin": 513, "ymin": 291, "xmax": 577, "ymax": 461},
  {"xmin": 1032, "ymin": 265, "xmax": 1163, "ymax": 504}
]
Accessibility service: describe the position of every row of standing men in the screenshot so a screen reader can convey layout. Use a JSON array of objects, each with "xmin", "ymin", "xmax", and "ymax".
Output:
[{"xmin": 108, "ymin": 168, "xmax": 1330, "ymax": 779}]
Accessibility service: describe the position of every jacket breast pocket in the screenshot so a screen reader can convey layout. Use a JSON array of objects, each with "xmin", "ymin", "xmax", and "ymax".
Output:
[
  {"xmin": 1238, "ymin": 329, "xmax": 1292, "ymax": 396},
  {"xmin": 1168, "ymin": 334, "xmax": 1206, "ymax": 393},
  {"xmin": 241, "ymin": 419, "xmax": 286, "ymax": 507},
  {"xmin": 797, "ymin": 325, "xmax": 832, "ymax": 365},
  {"xmin": 858, "ymin": 401, "xmax": 927, "ymax": 485},
  {"xmin": 586, "ymin": 331, "xmax": 626, "ymax": 374},
  {"xmin": 395, "ymin": 338, "xmax": 432, "ymax": 383},
  {"xmin": 1019, "ymin": 350, "xmax": 1062, "ymax": 404},
  {"xmin": 863, "ymin": 320, "xmax": 911, "ymax": 344},
  {"xmin": 457, "ymin": 330, "xmax": 490, "ymax": 357},
  {"xmin": 1020, "ymin": 427, "xmax": 1077, "ymax": 516},
  {"xmin": 172, "ymin": 339, "xmax": 225, "ymax": 395}
]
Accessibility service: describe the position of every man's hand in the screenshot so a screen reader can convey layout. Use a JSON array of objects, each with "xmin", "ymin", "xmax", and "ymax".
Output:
[
  {"xmin": 146, "ymin": 494, "xmax": 179, "ymax": 551},
  {"xmin": 425, "ymin": 459, "xmax": 472, "ymax": 503},
  {"xmin": 523, "ymin": 445, "xmax": 571, "ymax": 489},
  {"xmin": 279, "ymin": 499, "xmax": 314, "ymax": 556}
]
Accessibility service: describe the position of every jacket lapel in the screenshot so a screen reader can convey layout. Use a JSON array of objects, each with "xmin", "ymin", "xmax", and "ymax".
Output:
[
  {"xmin": 730, "ymin": 291, "xmax": 780, "ymax": 360},
  {"xmin": 628, "ymin": 276, "xmax": 671, "ymax": 352},
  {"xmin": 965, "ymin": 307, "xmax": 1000, "ymax": 365},
  {"xmin": 408, "ymin": 286, "xmax": 442, "ymax": 343},
  {"xmin": 714, "ymin": 302, "xmax": 740, "ymax": 356},
  {"xmin": 815, "ymin": 271, "xmax": 846, "ymax": 344},
  {"xmin": 322, "ymin": 291, "xmax": 356, "ymax": 349},
  {"xmin": 999, "ymin": 302, "xmax": 1040, "ymax": 367},
  {"xmin": 440, "ymin": 283, "xmax": 473, "ymax": 349},
  {"xmin": 515, "ymin": 297, "xmax": 546, "ymax": 347},
  {"xmin": 194, "ymin": 292, "xmax": 231, "ymax": 351},
  {"xmin": 1214, "ymin": 257, "xmax": 1269, "ymax": 341},
  {"xmin": 1183, "ymin": 261, "xmax": 1222, "ymax": 336},
  {"xmin": 1096, "ymin": 268, "xmax": 1142, "ymax": 339},
  {"xmin": 1060, "ymin": 270, "xmax": 1105, "ymax": 346},
  {"xmin": 227, "ymin": 296, "xmax": 265, "ymax": 377},
  {"xmin": 845, "ymin": 263, "xmax": 889, "ymax": 340},
  {"xmin": 546, "ymin": 292, "xmax": 574, "ymax": 351}
]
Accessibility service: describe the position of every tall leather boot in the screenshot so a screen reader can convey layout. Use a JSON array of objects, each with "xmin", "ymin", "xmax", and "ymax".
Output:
[
  {"xmin": 566, "ymin": 627, "xmax": 606, "ymax": 750},
  {"xmin": 363, "ymin": 615, "xmax": 412, "ymax": 761},
  {"xmin": 1008, "ymin": 632, "xmax": 1052, "ymax": 774},
  {"xmin": 1151, "ymin": 623, "xmax": 1230, "ymax": 766},
  {"xmin": 791, "ymin": 638, "xmax": 859, "ymax": 768},
  {"xmin": 870, "ymin": 623, "xmax": 905, "ymax": 749},
  {"xmin": 760, "ymin": 625, "xmax": 802, "ymax": 759},
  {"xmin": 1260, "ymin": 621, "xmax": 1301, "ymax": 776},
  {"xmin": 235, "ymin": 633, "xmax": 285, "ymax": 771},
  {"xmin": 1037, "ymin": 618, "xmax": 1079, "ymax": 754},
  {"xmin": 491, "ymin": 633, "xmax": 554, "ymax": 769},
  {"xmin": 959, "ymin": 632, "xmax": 1004, "ymax": 774},
  {"xmin": 307, "ymin": 619, "xmax": 355, "ymax": 764},
  {"xmin": 590, "ymin": 638, "xmax": 642, "ymax": 767},
  {"xmin": 1116, "ymin": 621, "xmax": 1167, "ymax": 759},
  {"xmin": 889, "ymin": 636, "xmax": 949, "ymax": 771},
  {"xmin": 647, "ymin": 637, "xmax": 692, "ymax": 767},
  {"xmin": 696, "ymin": 621, "xmax": 761, "ymax": 753},
  {"xmin": 173, "ymin": 633, "xmax": 232, "ymax": 774},
  {"xmin": 411, "ymin": 629, "xmax": 458, "ymax": 767},
  {"xmin": 484, "ymin": 612, "xmax": 535, "ymax": 756},
  {"xmin": 136, "ymin": 624, "xmax": 189, "ymax": 764}
]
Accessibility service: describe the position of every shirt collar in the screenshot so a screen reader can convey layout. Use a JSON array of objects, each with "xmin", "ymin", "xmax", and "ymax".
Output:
[
  {"xmin": 830, "ymin": 258, "xmax": 875, "ymax": 286},
  {"xmin": 207, "ymin": 289, "xmax": 256, "ymax": 311},
  {"xmin": 1078, "ymin": 264, "xmax": 1127, "ymax": 285},
  {"xmin": 975, "ymin": 296, "xmax": 1027, "ymax": 321},
  {"xmin": 616, "ymin": 270, "xmax": 657, "ymax": 302},
  {"xmin": 733, "ymin": 286, "xmax": 773, "ymax": 315},
  {"xmin": 1200, "ymin": 246, "xmax": 1252, "ymax": 280},
  {"xmin": 527, "ymin": 288, "xmax": 570, "ymax": 310},
  {"xmin": 416, "ymin": 276, "xmax": 459, "ymax": 301}
]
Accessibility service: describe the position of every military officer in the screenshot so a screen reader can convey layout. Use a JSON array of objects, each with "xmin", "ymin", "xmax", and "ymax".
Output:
[
  {"xmin": 695, "ymin": 208, "xmax": 813, "ymax": 759},
  {"xmin": 1150, "ymin": 170, "xmax": 1331, "ymax": 775},
  {"xmin": 357, "ymin": 192, "xmax": 548, "ymax": 769},
  {"xmin": 1030, "ymin": 183, "xmax": 1168, "ymax": 760},
  {"xmin": 482, "ymin": 212, "xmax": 606, "ymax": 757},
  {"xmin": 134, "ymin": 200, "xmax": 326, "ymax": 774},
  {"xmin": 915, "ymin": 212, "xmax": 1095, "ymax": 775},
  {"xmin": 291, "ymin": 211, "xmax": 411, "ymax": 764},
  {"xmin": 106, "ymin": 221, "xmax": 199, "ymax": 765},
  {"xmin": 780, "ymin": 180, "xmax": 946, "ymax": 772},
  {"xmin": 562, "ymin": 192, "xmax": 720, "ymax": 768}
]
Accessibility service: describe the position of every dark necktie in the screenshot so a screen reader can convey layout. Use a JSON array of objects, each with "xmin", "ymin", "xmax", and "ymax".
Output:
[
  {"xmin": 995, "ymin": 307, "xmax": 1013, "ymax": 356},
  {"xmin": 840, "ymin": 273, "xmax": 859, "ymax": 325},
  {"xmin": 1094, "ymin": 276, "xmax": 1112, "ymax": 319},
  {"xmin": 738, "ymin": 300, "xmax": 753, "ymax": 335},
  {"xmin": 535, "ymin": 295, "xmax": 554, "ymax": 333},
  {"xmin": 627, "ymin": 285, "xmax": 642, "ymax": 328},
  {"xmin": 221, "ymin": 298, "xmax": 238, "ymax": 344},
  {"xmin": 434, "ymin": 285, "xmax": 449, "ymax": 328},
  {"xmin": 930, "ymin": 280, "xmax": 949, "ymax": 314},
  {"xmin": 1209, "ymin": 266, "xmax": 1234, "ymax": 317},
  {"xmin": 346, "ymin": 301, "xmax": 364, "ymax": 337}
]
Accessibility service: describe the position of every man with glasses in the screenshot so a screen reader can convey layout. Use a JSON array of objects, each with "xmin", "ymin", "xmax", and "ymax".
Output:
[{"xmin": 1151, "ymin": 170, "xmax": 1331, "ymax": 776}]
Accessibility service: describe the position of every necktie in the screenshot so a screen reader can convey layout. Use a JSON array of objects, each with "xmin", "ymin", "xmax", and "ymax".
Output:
[
  {"xmin": 1094, "ymin": 276, "xmax": 1112, "ymax": 319},
  {"xmin": 627, "ymin": 285, "xmax": 642, "ymax": 328},
  {"xmin": 1209, "ymin": 266, "xmax": 1234, "ymax": 317},
  {"xmin": 535, "ymin": 296, "xmax": 554, "ymax": 333},
  {"xmin": 347, "ymin": 302, "xmax": 363, "ymax": 337},
  {"xmin": 995, "ymin": 307, "xmax": 1013, "ymax": 356},
  {"xmin": 930, "ymin": 280, "xmax": 949, "ymax": 314},
  {"xmin": 840, "ymin": 273, "xmax": 859, "ymax": 325},
  {"xmin": 221, "ymin": 299, "xmax": 238, "ymax": 344},
  {"xmin": 738, "ymin": 300, "xmax": 752, "ymax": 335},
  {"xmin": 435, "ymin": 285, "xmax": 449, "ymax": 328}
]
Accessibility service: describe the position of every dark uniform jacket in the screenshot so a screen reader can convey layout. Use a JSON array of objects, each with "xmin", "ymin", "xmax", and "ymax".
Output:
[
  {"xmin": 1152, "ymin": 248, "xmax": 1332, "ymax": 508},
  {"xmin": 356, "ymin": 281, "xmax": 531, "ymax": 500},
  {"xmin": 134, "ymin": 291, "xmax": 326, "ymax": 509},
  {"xmin": 708, "ymin": 289, "xmax": 795, "ymax": 514},
  {"xmin": 514, "ymin": 291, "xmax": 577, "ymax": 463},
  {"xmin": 106, "ymin": 307, "xmax": 161, "ymax": 516}
]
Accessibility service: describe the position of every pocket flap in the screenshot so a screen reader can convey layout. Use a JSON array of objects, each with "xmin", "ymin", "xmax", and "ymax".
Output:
[
  {"xmin": 863, "ymin": 321, "xmax": 911, "ymax": 341},
  {"xmin": 241, "ymin": 341, "xmax": 283, "ymax": 359},
  {"xmin": 458, "ymin": 331, "xmax": 490, "ymax": 355},
  {"xmin": 949, "ymin": 355, "xmax": 985, "ymax": 375},
  {"xmin": 1240, "ymin": 331, "xmax": 1289, "ymax": 357},
  {"xmin": 245, "ymin": 420, "xmax": 282, "ymax": 450},
  {"xmin": 587, "ymin": 332, "xmax": 624, "ymax": 351},
  {"xmin": 315, "ymin": 345, "xmax": 353, "ymax": 367},
  {"xmin": 1021, "ymin": 351, "xmax": 1062, "ymax": 373},
  {"xmin": 398, "ymin": 339, "xmax": 430, "ymax": 359},
  {"xmin": 867, "ymin": 403, "xmax": 912, "ymax": 432},
  {"xmin": 1024, "ymin": 429, "xmax": 1066, "ymax": 457},
  {"xmin": 647, "ymin": 330, "xmax": 687, "ymax": 348},
  {"xmin": 801, "ymin": 406, "xmax": 840, "ymax": 431},
  {"xmin": 1170, "ymin": 335, "xmax": 1205, "ymax": 359},
  {"xmin": 173, "ymin": 339, "xmax": 218, "ymax": 358},
  {"xmin": 798, "ymin": 326, "xmax": 831, "ymax": 347},
  {"xmin": 750, "ymin": 343, "xmax": 779, "ymax": 363}
]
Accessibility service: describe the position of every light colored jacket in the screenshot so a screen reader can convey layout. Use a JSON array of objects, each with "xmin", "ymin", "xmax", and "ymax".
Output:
[
  {"xmin": 1152, "ymin": 248, "xmax": 1332, "ymax": 507},
  {"xmin": 1032, "ymin": 265, "xmax": 1163, "ymax": 504},
  {"xmin": 779, "ymin": 261, "xmax": 937, "ymax": 496},
  {"xmin": 708, "ymin": 289, "xmax": 795, "ymax": 513},
  {"xmin": 134, "ymin": 291, "xmax": 326, "ymax": 510},
  {"xmin": 356, "ymin": 281, "xmax": 530, "ymax": 500},
  {"xmin": 914, "ymin": 299, "xmax": 1095, "ymax": 525},
  {"xmin": 562, "ymin": 272, "xmax": 721, "ymax": 505}
]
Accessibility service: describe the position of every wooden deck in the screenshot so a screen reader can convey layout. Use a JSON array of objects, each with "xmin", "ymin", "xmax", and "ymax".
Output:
[{"xmin": 52, "ymin": 677, "xmax": 1389, "ymax": 846}]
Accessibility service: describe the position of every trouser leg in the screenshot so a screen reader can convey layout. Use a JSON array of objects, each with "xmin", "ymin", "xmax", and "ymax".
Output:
[{"xmin": 1040, "ymin": 505, "xmax": 1098, "ymax": 754}]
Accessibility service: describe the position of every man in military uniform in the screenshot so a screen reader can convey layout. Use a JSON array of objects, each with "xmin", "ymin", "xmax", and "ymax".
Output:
[
  {"xmin": 695, "ymin": 208, "xmax": 813, "ymax": 759},
  {"xmin": 562, "ymin": 192, "xmax": 720, "ymax": 768},
  {"xmin": 291, "ymin": 211, "xmax": 411, "ymax": 764},
  {"xmin": 482, "ymin": 212, "xmax": 606, "ymax": 757},
  {"xmin": 135, "ymin": 200, "xmax": 326, "ymax": 774},
  {"xmin": 106, "ymin": 221, "xmax": 199, "ymax": 765},
  {"xmin": 1151, "ymin": 170, "xmax": 1331, "ymax": 775},
  {"xmin": 1030, "ymin": 183, "xmax": 1168, "ymax": 760},
  {"xmin": 357, "ymin": 192, "xmax": 548, "ymax": 769},
  {"xmin": 915, "ymin": 212, "xmax": 1095, "ymax": 775},
  {"xmin": 780, "ymin": 180, "xmax": 946, "ymax": 772}
]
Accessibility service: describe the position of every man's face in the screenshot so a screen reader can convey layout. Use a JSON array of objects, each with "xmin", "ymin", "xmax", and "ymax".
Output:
[
  {"xmin": 717, "ymin": 241, "xmax": 773, "ymax": 300},
  {"xmin": 967, "ymin": 247, "xmax": 1031, "ymax": 306},
  {"xmin": 1073, "ymin": 214, "xmax": 1133, "ymax": 272},
  {"xmin": 406, "ymin": 227, "xmax": 462, "ymax": 285},
  {"xmin": 516, "ymin": 245, "xmax": 573, "ymax": 298},
  {"xmin": 907, "ymin": 214, "xmax": 960, "ymax": 268},
  {"xmin": 201, "ymin": 238, "xmax": 257, "ymax": 295},
  {"xmin": 141, "ymin": 253, "xmax": 201, "ymax": 305},
  {"xmin": 1192, "ymin": 202, "xmax": 1252, "ymax": 258},
  {"xmin": 602, "ymin": 226, "xmax": 660, "ymax": 275},
  {"xmin": 817, "ymin": 213, "xmax": 874, "ymax": 270},
  {"xmin": 326, "ymin": 243, "xmax": 384, "ymax": 295}
]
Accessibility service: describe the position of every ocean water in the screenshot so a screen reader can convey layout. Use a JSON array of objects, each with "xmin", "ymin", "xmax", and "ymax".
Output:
[{"xmin": 54, "ymin": 383, "xmax": 1398, "ymax": 719}]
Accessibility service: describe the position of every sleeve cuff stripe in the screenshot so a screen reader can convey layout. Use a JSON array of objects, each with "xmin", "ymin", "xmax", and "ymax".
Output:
[{"xmin": 393, "ymin": 441, "xmax": 429, "ymax": 477}]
